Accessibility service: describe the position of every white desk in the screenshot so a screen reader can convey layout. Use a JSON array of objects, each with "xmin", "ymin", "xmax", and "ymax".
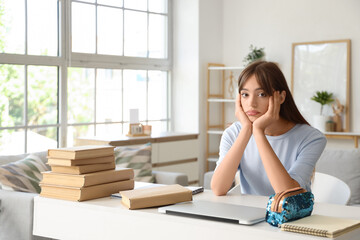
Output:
[{"xmin": 33, "ymin": 186, "xmax": 360, "ymax": 240}]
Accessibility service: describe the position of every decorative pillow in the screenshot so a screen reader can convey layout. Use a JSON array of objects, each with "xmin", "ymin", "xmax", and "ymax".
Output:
[
  {"xmin": 0, "ymin": 154, "xmax": 48, "ymax": 193},
  {"xmin": 114, "ymin": 143, "xmax": 155, "ymax": 183},
  {"xmin": 316, "ymin": 148, "xmax": 360, "ymax": 205}
]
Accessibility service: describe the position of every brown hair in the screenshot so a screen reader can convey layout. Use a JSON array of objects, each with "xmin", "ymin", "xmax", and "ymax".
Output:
[{"xmin": 238, "ymin": 61, "xmax": 309, "ymax": 125}]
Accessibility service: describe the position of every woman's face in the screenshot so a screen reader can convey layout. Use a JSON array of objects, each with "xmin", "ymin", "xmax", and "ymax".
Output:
[{"xmin": 239, "ymin": 75, "xmax": 270, "ymax": 122}]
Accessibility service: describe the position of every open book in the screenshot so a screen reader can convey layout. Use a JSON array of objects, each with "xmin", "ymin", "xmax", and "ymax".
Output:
[{"xmin": 281, "ymin": 214, "xmax": 360, "ymax": 238}]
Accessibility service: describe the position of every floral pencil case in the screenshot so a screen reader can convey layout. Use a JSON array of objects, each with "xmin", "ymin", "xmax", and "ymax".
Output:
[{"xmin": 265, "ymin": 187, "xmax": 314, "ymax": 227}]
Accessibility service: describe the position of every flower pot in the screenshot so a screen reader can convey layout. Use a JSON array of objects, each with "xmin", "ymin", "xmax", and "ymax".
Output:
[{"xmin": 313, "ymin": 115, "xmax": 329, "ymax": 132}]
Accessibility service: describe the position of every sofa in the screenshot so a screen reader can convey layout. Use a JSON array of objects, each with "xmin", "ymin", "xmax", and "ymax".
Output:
[
  {"xmin": 0, "ymin": 146, "xmax": 189, "ymax": 240},
  {"xmin": 204, "ymin": 148, "xmax": 360, "ymax": 206}
]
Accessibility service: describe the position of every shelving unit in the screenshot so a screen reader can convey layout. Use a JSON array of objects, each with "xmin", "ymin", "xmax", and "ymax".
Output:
[{"xmin": 205, "ymin": 63, "xmax": 244, "ymax": 171}]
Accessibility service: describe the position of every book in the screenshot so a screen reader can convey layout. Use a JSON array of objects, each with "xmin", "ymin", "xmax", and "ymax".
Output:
[
  {"xmin": 111, "ymin": 185, "xmax": 204, "ymax": 199},
  {"xmin": 120, "ymin": 184, "xmax": 193, "ymax": 210},
  {"xmin": 47, "ymin": 145, "xmax": 115, "ymax": 160},
  {"xmin": 281, "ymin": 214, "xmax": 360, "ymax": 238},
  {"xmin": 50, "ymin": 162, "xmax": 116, "ymax": 174},
  {"xmin": 186, "ymin": 186, "xmax": 204, "ymax": 195},
  {"xmin": 47, "ymin": 155, "xmax": 115, "ymax": 166},
  {"xmin": 40, "ymin": 179, "xmax": 134, "ymax": 201},
  {"xmin": 41, "ymin": 168, "xmax": 134, "ymax": 188}
]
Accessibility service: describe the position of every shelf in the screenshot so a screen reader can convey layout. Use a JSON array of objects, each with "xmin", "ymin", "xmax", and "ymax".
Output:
[
  {"xmin": 207, "ymin": 130, "xmax": 224, "ymax": 135},
  {"xmin": 207, "ymin": 157, "xmax": 219, "ymax": 163},
  {"xmin": 324, "ymin": 132, "xmax": 360, "ymax": 148},
  {"xmin": 208, "ymin": 98, "xmax": 235, "ymax": 103},
  {"xmin": 206, "ymin": 63, "xmax": 238, "ymax": 171},
  {"xmin": 208, "ymin": 66, "xmax": 245, "ymax": 70}
]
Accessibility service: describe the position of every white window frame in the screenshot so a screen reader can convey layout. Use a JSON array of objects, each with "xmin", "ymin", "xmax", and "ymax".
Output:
[{"xmin": 0, "ymin": 0, "xmax": 172, "ymax": 152}]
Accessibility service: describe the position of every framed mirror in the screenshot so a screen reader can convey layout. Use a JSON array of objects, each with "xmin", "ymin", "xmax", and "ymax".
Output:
[{"xmin": 291, "ymin": 39, "xmax": 351, "ymax": 132}]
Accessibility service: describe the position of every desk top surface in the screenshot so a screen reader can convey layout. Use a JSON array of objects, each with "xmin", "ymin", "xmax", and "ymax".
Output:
[{"xmin": 33, "ymin": 184, "xmax": 360, "ymax": 240}]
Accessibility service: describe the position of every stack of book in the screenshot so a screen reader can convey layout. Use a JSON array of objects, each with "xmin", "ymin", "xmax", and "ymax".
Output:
[{"xmin": 40, "ymin": 145, "xmax": 134, "ymax": 201}]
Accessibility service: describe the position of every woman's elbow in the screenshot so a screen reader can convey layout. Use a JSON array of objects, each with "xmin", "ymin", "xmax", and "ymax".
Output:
[
  {"xmin": 212, "ymin": 189, "xmax": 227, "ymax": 196},
  {"xmin": 211, "ymin": 181, "xmax": 227, "ymax": 196}
]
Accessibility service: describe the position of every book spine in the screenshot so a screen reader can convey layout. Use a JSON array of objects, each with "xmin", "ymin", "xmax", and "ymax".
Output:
[
  {"xmin": 127, "ymin": 191, "xmax": 192, "ymax": 210},
  {"xmin": 81, "ymin": 179, "xmax": 134, "ymax": 201},
  {"xmin": 84, "ymin": 170, "xmax": 134, "ymax": 186}
]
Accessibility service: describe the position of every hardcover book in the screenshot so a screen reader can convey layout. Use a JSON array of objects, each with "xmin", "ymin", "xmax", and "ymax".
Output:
[
  {"xmin": 47, "ymin": 155, "xmax": 115, "ymax": 166},
  {"xmin": 120, "ymin": 184, "xmax": 193, "ymax": 210},
  {"xmin": 50, "ymin": 162, "xmax": 116, "ymax": 174},
  {"xmin": 47, "ymin": 145, "xmax": 115, "ymax": 160},
  {"xmin": 41, "ymin": 168, "xmax": 134, "ymax": 188},
  {"xmin": 40, "ymin": 179, "xmax": 134, "ymax": 201}
]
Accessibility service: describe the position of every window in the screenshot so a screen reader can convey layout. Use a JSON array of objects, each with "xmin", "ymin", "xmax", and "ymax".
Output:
[{"xmin": 0, "ymin": 0, "xmax": 171, "ymax": 154}]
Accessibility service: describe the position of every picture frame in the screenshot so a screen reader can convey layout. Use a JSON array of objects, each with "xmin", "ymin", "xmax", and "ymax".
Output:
[
  {"xmin": 291, "ymin": 39, "xmax": 351, "ymax": 132},
  {"xmin": 127, "ymin": 123, "xmax": 151, "ymax": 137}
]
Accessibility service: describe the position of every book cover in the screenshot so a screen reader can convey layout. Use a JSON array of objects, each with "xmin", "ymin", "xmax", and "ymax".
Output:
[
  {"xmin": 281, "ymin": 214, "xmax": 360, "ymax": 238},
  {"xmin": 47, "ymin": 155, "xmax": 115, "ymax": 166},
  {"xmin": 41, "ymin": 168, "xmax": 134, "ymax": 188},
  {"xmin": 120, "ymin": 184, "xmax": 193, "ymax": 210},
  {"xmin": 50, "ymin": 162, "xmax": 116, "ymax": 174},
  {"xmin": 40, "ymin": 179, "xmax": 134, "ymax": 201},
  {"xmin": 47, "ymin": 145, "xmax": 115, "ymax": 160}
]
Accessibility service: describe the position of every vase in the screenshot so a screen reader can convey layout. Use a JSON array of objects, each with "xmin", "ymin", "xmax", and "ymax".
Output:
[{"xmin": 313, "ymin": 115, "xmax": 329, "ymax": 132}]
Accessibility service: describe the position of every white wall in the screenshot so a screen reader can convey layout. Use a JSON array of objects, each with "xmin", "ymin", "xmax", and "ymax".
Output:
[
  {"xmin": 222, "ymin": 0, "xmax": 360, "ymax": 133},
  {"xmin": 172, "ymin": 0, "xmax": 223, "ymax": 183},
  {"xmin": 172, "ymin": 0, "xmax": 200, "ymax": 133},
  {"xmin": 198, "ymin": 0, "xmax": 224, "ymax": 182},
  {"xmin": 173, "ymin": 0, "xmax": 360, "ymax": 181}
]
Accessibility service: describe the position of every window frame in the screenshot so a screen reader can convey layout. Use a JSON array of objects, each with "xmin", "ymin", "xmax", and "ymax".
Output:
[{"xmin": 0, "ymin": 0, "xmax": 172, "ymax": 153}]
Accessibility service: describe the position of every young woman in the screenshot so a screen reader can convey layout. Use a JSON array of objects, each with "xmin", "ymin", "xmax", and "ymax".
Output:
[{"xmin": 211, "ymin": 61, "xmax": 326, "ymax": 196}]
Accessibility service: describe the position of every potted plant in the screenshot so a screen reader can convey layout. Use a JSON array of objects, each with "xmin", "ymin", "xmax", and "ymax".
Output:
[
  {"xmin": 311, "ymin": 91, "xmax": 334, "ymax": 132},
  {"xmin": 243, "ymin": 45, "xmax": 265, "ymax": 66}
]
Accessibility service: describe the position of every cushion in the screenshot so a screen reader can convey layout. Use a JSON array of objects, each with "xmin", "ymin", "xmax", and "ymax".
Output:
[
  {"xmin": 316, "ymin": 148, "xmax": 360, "ymax": 205},
  {"xmin": 0, "ymin": 154, "xmax": 48, "ymax": 193},
  {"xmin": 114, "ymin": 143, "xmax": 155, "ymax": 183},
  {"xmin": 0, "ymin": 151, "xmax": 48, "ymax": 165}
]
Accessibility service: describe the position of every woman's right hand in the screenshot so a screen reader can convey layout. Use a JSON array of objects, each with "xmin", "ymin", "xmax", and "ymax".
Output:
[{"xmin": 235, "ymin": 94, "xmax": 252, "ymax": 129}]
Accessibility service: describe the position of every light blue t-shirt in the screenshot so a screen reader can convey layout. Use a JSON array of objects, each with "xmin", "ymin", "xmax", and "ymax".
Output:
[{"xmin": 216, "ymin": 122, "xmax": 327, "ymax": 196}]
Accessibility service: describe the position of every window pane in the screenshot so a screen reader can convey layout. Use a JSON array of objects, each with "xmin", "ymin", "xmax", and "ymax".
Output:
[
  {"xmin": 149, "ymin": 14, "xmax": 167, "ymax": 58},
  {"xmin": 96, "ymin": 123, "xmax": 122, "ymax": 136},
  {"xmin": 0, "ymin": 129, "xmax": 25, "ymax": 154},
  {"xmin": 148, "ymin": 120, "xmax": 167, "ymax": 133},
  {"xmin": 149, "ymin": 0, "xmax": 167, "ymax": 13},
  {"xmin": 96, "ymin": 69, "xmax": 122, "ymax": 122},
  {"xmin": 28, "ymin": 0, "xmax": 58, "ymax": 56},
  {"xmin": 68, "ymin": 68, "xmax": 95, "ymax": 123},
  {"xmin": 124, "ymin": 0, "xmax": 146, "ymax": 11},
  {"xmin": 0, "ymin": 64, "xmax": 25, "ymax": 127},
  {"xmin": 28, "ymin": 66, "xmax": 58, "ymax": 125},
  {"xmin": 98, "ymin": 6, "xmax": 123, "ymax": 55},
  {"xmin": 27, "ymin": 127, "xmax": 57, "ymax": 152},
  {"xmin": 98, "ymin": 0, "xmax": 123, "ymax": 7},
  {"xmin": 148, "ymin": 71, "xmax": 167, "ymax": 120},
  {"xmin": 75, "ymin": 0, "xmax": 95, "ymax": 3},
  {"xmin": 124, "ymin": 10, "xmax": 147, "ymax": 57},
  {"xmin": 72, "ymin": 2, "xmax": 96, "ymax": 53},
  {"xmin": 123, "ymin": 70, "xmax": 146, "ymax": 121},
  {"xmin": 67, "ymin": 124, "xmax": 94, "ymax": 147},
  {"xmin": 0, "ymin": 0, "xmax": 25, "ymax": 54}
]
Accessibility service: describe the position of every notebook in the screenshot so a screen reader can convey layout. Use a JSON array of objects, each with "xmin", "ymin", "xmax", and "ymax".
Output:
[
  {"xmin": 158, "ymin": 200, "xmax": 266, "ymax": 225},
  {"xmin": 281, "ymin": 214, "xmax": 360, "ymax": 238}
]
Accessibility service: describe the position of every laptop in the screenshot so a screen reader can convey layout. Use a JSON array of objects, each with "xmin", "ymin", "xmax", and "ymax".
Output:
[{"xmin": 158, "ymin": 200, "xmax": 266, "ymax": 225}]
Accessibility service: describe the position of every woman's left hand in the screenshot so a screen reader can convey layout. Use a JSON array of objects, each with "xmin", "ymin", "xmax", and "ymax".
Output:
[{"xmin": 253, "ymin": 91, "xmax": 282, "ymax": 132}]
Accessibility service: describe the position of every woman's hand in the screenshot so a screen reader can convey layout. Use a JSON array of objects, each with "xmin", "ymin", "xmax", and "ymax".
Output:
[
  {"xmin": 235, "ymin": 94, "xmax": 252, "ymax": 130},
  {"xmin": 253, "ymin": 91, "xmax": 283, "ymax": 132}
]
